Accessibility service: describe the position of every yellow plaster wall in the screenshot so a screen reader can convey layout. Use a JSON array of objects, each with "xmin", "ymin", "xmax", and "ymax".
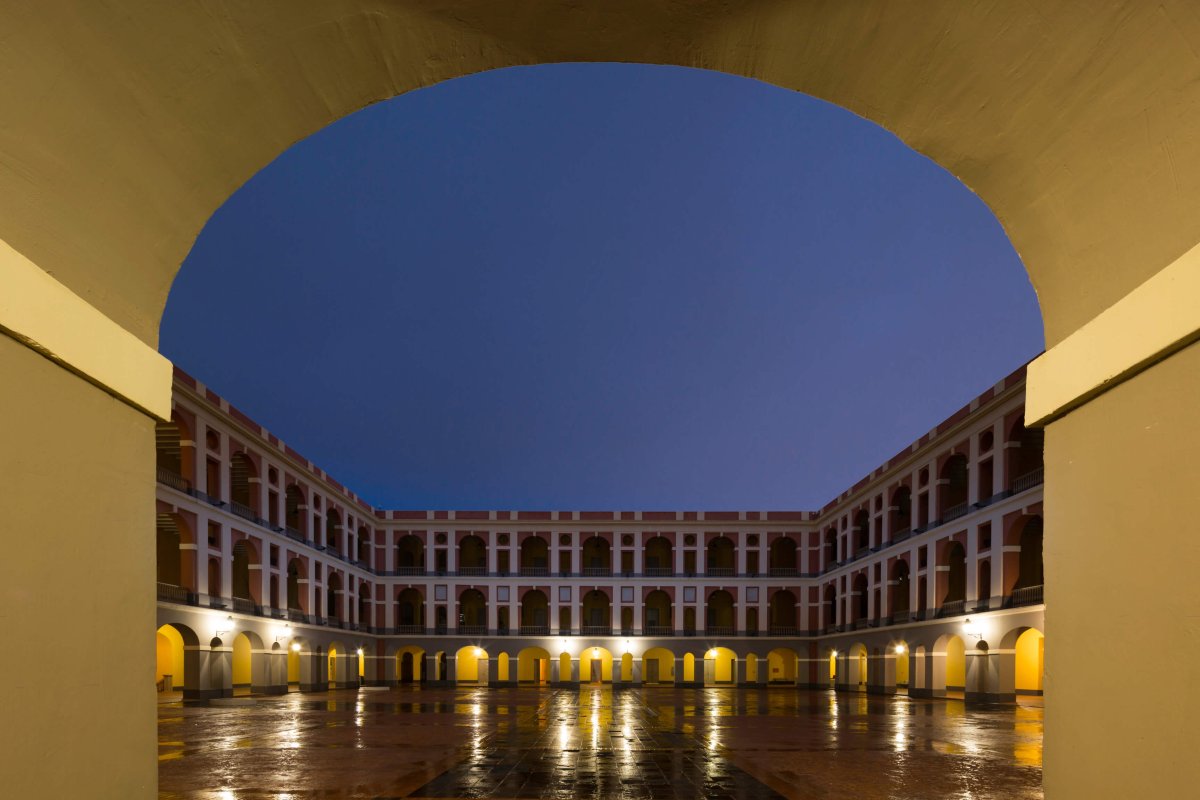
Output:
[
  {"xmin": 945, "ymin": 637, "xmax": 966, "ymax": 688},
  {"xmin": 1016, "ymin": 630, "xmax": 1045, "ymax": 692},
  {"xmin": 155, "ymin": 629, "xmax": 182, "ymax": 685},
  {"xmin": 895, "ymin": 650, "xmax": 909, "ymax": 685},
  {"xmin": 1044, "ymin": 342, "xmax": 1200, "ymax": 796},
  {"xmin": 455, "ymin": 647, "xmax": 481, "ymax": 682},
  {"xmin": 0, "ymin": 336, "xmax": 156, "ymax": 795},
  {"xmin": 643, "ymin": 649, "xmax": 674, "ymax": 682},
  {"xmin": 232, "ymin": 635, "xmax": 252, "ymax": 686},
  {"xmin": 579, "ymin": 649, "xmax": 612, "ymax": 682}
]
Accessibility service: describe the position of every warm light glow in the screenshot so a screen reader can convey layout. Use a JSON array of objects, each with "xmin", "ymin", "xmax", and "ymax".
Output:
[
  {"xmin": 356, "ymin": 647, "xmax": 364, "ymax": 656},
  {"xmin": 474, "ymin": 647, "xmax": 483, "ymax": 657},
  {"xmin": 963, "ymin": 618, "xmax": 979, "ymax": 635},
  {"xmin": 291, "ymin": 643, "xmax": 301, "ymax": 652},
  {"xmin": 831, "ymin": 650, "xmax": 838, "ymax": 658},
  {"xmin": 592, "ymin": 647, "xmax": 599, "ymax": 657},
  {"xmin": 894, "ymin": 644, "xmax": 906, "ymax": 654},
  {"xmin": 707, "ymin": 649, "xmax": 717, "ymax": 658},
  {"xmin": 622, "ymin": 639, "xmax": 631, "ymax": 654}
]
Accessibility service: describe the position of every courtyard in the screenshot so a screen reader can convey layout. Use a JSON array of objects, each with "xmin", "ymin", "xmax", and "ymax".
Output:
[{"xmin": 158, "ymin": 687, "xmax": 1043, "ymax": 799}]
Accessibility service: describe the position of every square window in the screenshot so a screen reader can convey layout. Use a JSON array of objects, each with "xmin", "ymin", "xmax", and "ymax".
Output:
[
  {"xmin": 683, "ymin": 587, "xmax": 696, "ymax": 603},
  {"xmin": 497, "ymin": 586, "xmax": 510, "ymax": 602},
  {"xmin": 434, "ymin": 585, "xmax": 447, "ymax": 601},
  {"xmin": 559, "ymin": 586, "xmax": 572, "ymax": 602},
  {"xmin": 746, "ymin": 587, "xmax": 759, "ymax": 602},
  {"xmin": 621, "ymin": 586, "xmax": 634, "ymax": 603}
]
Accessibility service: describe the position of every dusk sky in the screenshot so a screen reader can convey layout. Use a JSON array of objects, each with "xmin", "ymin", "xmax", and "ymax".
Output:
[{"xmin": 161, "ymin": 63, "xmax": 1043, "ymax": 511}]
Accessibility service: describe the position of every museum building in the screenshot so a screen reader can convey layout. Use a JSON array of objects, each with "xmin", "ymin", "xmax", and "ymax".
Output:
[{"xmin": 154, "ymin": 363, "xmax": 1045, "ymax": 703}]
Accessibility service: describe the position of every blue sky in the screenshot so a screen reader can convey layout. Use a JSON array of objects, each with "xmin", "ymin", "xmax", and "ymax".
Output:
[{"xmin": 161, "ymin": 64, "xmax": 1043, "ymax": 510}]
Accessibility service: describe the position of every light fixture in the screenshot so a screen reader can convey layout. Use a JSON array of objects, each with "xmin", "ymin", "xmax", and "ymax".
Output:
[
  {"xmin": 474, "ymin": 647, "xmax": 483, "ymax": 657},
  {"xmin": 356, "ymin": 647, "xmax": 364, "ymax": 656},
  {"xmin": 274, "ymin": 623, "xmax": 292, "ymax": 643},
  {"xmin": 963, "ymin": 618, "xmax": 982, "ymax": 639},
  {"xmin": 707, "ymin": 649, "xmax": 716, "ymax": 658},
  {"xmin": 831, "ymin": 649, "xmax": 838, "ymax": 658},
  {"xmin": 290, "ymin": 643, "xmax": 301, "ymax": 653},
  {"xmin": 894, "ymin": 644, "xmax": 906, "ymax": 655},
  {"xmin": 214, "ymin": 614, "xmax": 233, "ymax": 638},
  {"xmin": 592, "ymin": 647, "xmax": 599, "ymax": 657}
]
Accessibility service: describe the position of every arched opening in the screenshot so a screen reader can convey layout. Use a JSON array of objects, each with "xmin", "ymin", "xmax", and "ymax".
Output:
[
  {"xmin": 155, "ymin": 514, "xmax": 183, "ymax": 590},
  {"xmin": 286, "ymin": 559, "xmax": 305, "ymax": 616},
  {"xmin": 395, "ymin": 645, "xmax": 425, "ymax": 684},
  {"xmin": 704, "ymin": 646, "xmax": 737, "ymax": 686},
  {"xmin": 580, "ymin": 589, "xmax": 611, "ymax": 634},
  {"xmin": 642, "ymin": 647, "xmax": 675, "ymax": 685},
  {"xmin": 643, "ymin": 536, "xmax": 673, "ymax": 576},
  {"xmin": 823, "ymin": 585, "xmax": 837, "ymax": 632},
  {"xmin": 154, "ymin": 623, "xmax": 190, "ymax": 697},
  {"xmin": 517, "ymin": 646, "xmax": 551, "ymax": 685},
  {"xmin": 229, "ymin": 452, "xmax": 258, "ymax": 516},
  {"xmin": 395, "ymin": 588, "xmax": 424, "ymax": 633},
  {"xmin": 890, "ymin": 559, "xmax": 910, "ymax": 621},
  {"xmin": 1007, "ymin": 419, "xmax": 1045, "ymax": 492},
  {"xmin": 1012, "ymin": 516, "xmax": 1045, "ymax": 606},
  {"xmin": 767, "ymin": 647, "xmax": 799, "ymax": 684},
  {"xmin": 395, "ymin": 535, "xmax": 425, "ymax": 574},
  {"xmin": 458, "ymin": 588, "xmax": 487, "ymax": 633},
  {"xmin": 496, "ymin": 652, "xmax": 510, "ymax": 683},
  {"xmin": 941, "ymin": 541, "xmax": 967, "ymax": 613},
  {"xmin": 847, "ymin": 643, "xmax": 868, "ymax": 691},
  {"xmin": 852, "ymin": 574, "xmax": 869, "ymax": 623},
  {"xmin": 620, "ymin": 652, "xmax": 634, "ymax": 683},
  {"xmin": 854, "ymin": 509, "xmax": 870, "ymax": 553},
  {"xmin": 558, "ymin": 652, "xmax": 573, "ymax": 683},
  {"xmin": 768, "ymin": 590, "xmax": 797, "ymax": 634},
  {"xmin": 682, "ymin": 653, "xmax": 697, "ymax": 684},
  {"xmin": 705, "ymin": 590, "xmax": 734, "ymax": 634},
  {"xmin": 284, "ymin": 485, "xmax": 306, "ymax": 537},
  {"xmin": 768, "ymin": 537, "xmax": 797, "ymax": 576},
  {"xmin": 581, "ymin": 535, "xmax": 611, "ymax": 576},
  {"xmin": 823, "ymin": 529, "xmax": 837, "ymax": 569},
  {"xmin": 519, "ymin": 536, "xmax": 548, "ymax": 575},
  {"xmin": 706, "ymin": 536, "xmax": 735, "ymax": 575},
  {"xmin": 643, "ymin": 590, "xmax": 672, "ymax": 634},
  {"xmin": 357, "ymin": 525, "xmax": 371, "ymax": 566},
  {"xmin": 458, "ymin": 534, "xmax": 486, "ymax": 575},
  {"xmin": 326, "ymin": 573, "xmax": 342, "ymax": 623},
  {"xmin": 230, "ymin": 540, "xmax": 258, "ymax": 612},
  {"xmin": 939, "ymin": 454, "xmax": 969, "ymax": 521},
  {"xmin": 357, "ymin": 583, "xmax": 371, "ymax": 629},
  {"xmin": 1013, "ymin": 627, "xmax": 1046, "ymax": 696},
  {"xmin": 934, "ymin": 634, "xmax": 968, "ymax": 699},
  {"xmin": 580, "ymin": 645, "xmax": 613, "ymax": 683},
  {"xmin": 519, "ymin": 589, "xmax": 549, "ymax": 634},
  {"xmin": 455, "ymin": 645, "xmax": 487, "ymax": 685},
  {"xmin": 231, "ymin": 631, "xmax": 262, "ymax": 696},
  {"xmin": 890, "ymin": 486, "xmax": 912, "ymax": 539},
  {"xmin": 155, "ymin": 415, "xmax": 194, "ymax": 489},
  {"xmin": 324, "ymin": 509, "xmax": 342, "ymax": 555},
  {"xmin": 893, "ymin": 642, "xmax": 911, "ymax": 693}
]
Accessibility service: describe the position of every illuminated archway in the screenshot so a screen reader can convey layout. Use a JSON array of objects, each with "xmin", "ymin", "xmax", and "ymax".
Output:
[
  {"xmin": 580, "ymin": 646, "xmax": 613, "ymax": 683},
  {"xmin": 642, "ymin": 647, "xmax": 675, "ymax": 685},
  {"xmin": 767, "ymin": 647, "xmax": 800, "ymax": 684},
  {"xmin": 455, "ymin": 645, "xmax": 488, "ymax": 684},
  {"xmin": 517, "ymin": 647, "xmax": 551, "ymax": 685},
  {"xmin": 703, "ymin": 646, "xmax": 737, "ymax": 686}
]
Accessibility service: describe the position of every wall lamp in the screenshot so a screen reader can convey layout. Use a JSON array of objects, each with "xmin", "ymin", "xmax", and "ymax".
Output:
[
  {"xmin": 214, "ymin": 615, "xmax": 233, "ymax": 638},
  {"xmin": 274, "ymin": 623, "xmax": 292, "ymax": 643},
  {"xmin": 963, "ymin": 618, "xmax": 983, "ymax": 640}
]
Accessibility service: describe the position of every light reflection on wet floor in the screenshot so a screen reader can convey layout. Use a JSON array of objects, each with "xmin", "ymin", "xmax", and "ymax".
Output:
[{"xmin": 158, "ymin": 686, "xmax": 1043, "ymax": 799}]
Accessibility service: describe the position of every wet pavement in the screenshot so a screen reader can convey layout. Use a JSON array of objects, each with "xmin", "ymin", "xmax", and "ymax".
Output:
[{"xmin": 158, "ymin": 686, "xmax": 1043, "ymax": 799}]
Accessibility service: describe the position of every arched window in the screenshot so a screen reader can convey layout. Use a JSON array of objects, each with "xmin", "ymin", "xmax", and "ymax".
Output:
[
  {"xmin": 229, "ymin": 452, "xmax": 257, "ymax": 514},
  {"xmin": 769, "ymin": 538, "xmax": 797, "ymax": 575},
  {"xmin": 643, "ymin": 590, "xmax": 672, "ymax": 633},
  {"xmin": 852, "ymin": 574, "xmax": 869, "ymax": 621},
  {"xmin": 705, "ymin": 590, "xmax": 734, "ymax": 633},
  {"xmin": 458, "ymin": 589, "xmax": 487, "ymax": 631},
  {"xmin": 231, "ymin": 541, "xmax": 253, "ymax": 603},
  {"xmin": 284, "ymin": 485, "xmax": 305, "ymax": 536},
  {"xmin": 890, "ymin": 560, "xmax": 910, "ymax": 616},
  {"xmin": 519, "ymin": 536, "xmax": 548, "ymax": 575},
  {"xmin": 943, "ymin": 542, "xmax": 967, "ymax": 605},
  {"xmin": 325, "ymin": 509, "xmax": 342, "ymax": 554},
  {"xmin": 1015, "ymin": 517, "xmax": 1045, "ymax": 590},
  {"xmin": 939, "ymin": 454, "xmax": 969, "ymax": 519},
  {"xmin": 890, "ymin": 487, "xmax": 912, "ymax": 537},
  {"xmin": 520, "ymin": 590, "xmax": 548, "ymax": 632},
  {"xmin": 581, "ymin": 536, "xmax": 611, "ymax": 575},
  {"xmin": 769, "ymin": 590, "xmax": 797, "ymax": 633},
  {"xmin": 286, "ymin": 559, "xmax": 303, "ymax": 612},
  {"xmin": 643, "ymin": 536, "xmax": 673, "ymax": 576},
  {"xmin": 396, "ymin": 588, "xmax": 424, "ymax": 630},
  {"xmin": 706, "ymin": 537, "xmax": 734, "ymax": 574},
  {"xmin": 581, "ymin": 590, "xmax": 611, "ymax": 632},
  {"xmin": 395, "ymin": 535, "xmax": 424, "ymax": 574},
  {"xmin": 458, "ymin": 535, "xmax": 487, "ymax": 574}
]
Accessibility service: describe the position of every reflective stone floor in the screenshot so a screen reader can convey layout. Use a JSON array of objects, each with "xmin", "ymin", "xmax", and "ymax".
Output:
[{"xmin": 158, "ymin": 687, "xmax": 1043, "ymax": 799}]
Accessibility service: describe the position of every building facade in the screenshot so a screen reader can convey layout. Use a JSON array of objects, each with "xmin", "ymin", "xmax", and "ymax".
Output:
[{"xmin": 155, "ymin": 364, "xmax": 1045, "ymax": 703}]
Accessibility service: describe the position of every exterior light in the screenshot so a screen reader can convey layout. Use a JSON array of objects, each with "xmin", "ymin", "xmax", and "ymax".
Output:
[
  {"xmin": 592, "ymin": 647, "xmax": 599, "ymax": 657},
  {"xmin": 290, "ymin": 643, "xmax": 301, "ymax": 653},
  {"xmin": 214, "ymin": 614, "xmax": 233, "ymax": 638},
  {"xmin": 894, "ymin": 644, "xmax": 906, "ymax": 655},
  {"xmin": 622, "ymin": 639, "xmax": 631, "ymax": 654},
  {"xmin": 474, "ymin": 647, "xmax": 483, "ymax": 657},
  {"xmin": 275, "ymin": 623, "xmax": 292, "ymax": 643},
  {"xmin": 707, "ymin": 649, "xmax": 716, "ymax": 658},
  {"xmin": 356, "ymin": 647, "xmax": 364, "ymax": 656},
  {"xmin": 831, "ymin": 650, "xmax": 838, "ymax": 658},
  {"xmin": 963, "ymin": 618, "xmax": 983, "ymax": 640}
]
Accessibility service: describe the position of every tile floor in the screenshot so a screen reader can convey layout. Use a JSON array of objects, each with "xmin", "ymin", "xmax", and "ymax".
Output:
[{"xmin": 158, "ymin": 686, "xmax": 1043, "ymax": 799}]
